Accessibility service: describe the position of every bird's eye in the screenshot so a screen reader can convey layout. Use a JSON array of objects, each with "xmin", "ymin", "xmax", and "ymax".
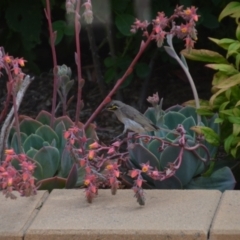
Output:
[{"xmin": 108, "ymin": 104, "xmax": 118, "ymax": 110}]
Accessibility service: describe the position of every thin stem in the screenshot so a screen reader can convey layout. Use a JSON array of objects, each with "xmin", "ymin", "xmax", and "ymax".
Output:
[
  {"xmin": 0, "ymin": 63, "xmax": 13, "ymax": 125},
  {"xmin": 166, "ymin": 34, "xmax": 201, "ymax": 124},
  {"xmin": 74, "ymin": 0, "xmax": 83, "ymax": 125},
  {"xmin": 45, "ymin": 0, "xmax": 58, "ymax": 127},
  {"xmin": 84, "ymin": 31, "xmax": 155, "ymax": 129}
]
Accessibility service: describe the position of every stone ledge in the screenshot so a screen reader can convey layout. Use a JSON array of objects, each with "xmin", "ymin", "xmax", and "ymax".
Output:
[
  {"xmin": 209, "ymin": 190, "xmax": 240, "ymax": 240},
  {"xmin": 25, "ymin": 189, "xmax": 221, "ymax": 240},
  {"xmin": 0, "ymin": 191, "xmax": 49, "ymax": 240}
]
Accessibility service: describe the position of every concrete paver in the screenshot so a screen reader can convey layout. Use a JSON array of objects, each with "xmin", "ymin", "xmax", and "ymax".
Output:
[
  {"xmin": 25, "ymin": 189, "xmax": 221, "ymax": 240},
  {"xmin": 0, "ymin": 191, "xmax": 48, "ymax": 240},
  {"xmin": 210, "ymin": 190, "xmax": 240, "ymax": 240}
]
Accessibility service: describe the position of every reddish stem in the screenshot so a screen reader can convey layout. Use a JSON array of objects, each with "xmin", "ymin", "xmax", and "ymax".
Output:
[
  {"xmin": 45, "ymin": 0, "xmax": 58, "ymax": 127},
  {"xmin": 74, "ymin": 0, "xmax": 83, "ymax": 125},
  {"xmin": 0, "ymin": 64, "xmax": 13, "ymax": 124},
  {"xmin": 84, "ymin": 31, "xmax": 155, "ymax": 129}
]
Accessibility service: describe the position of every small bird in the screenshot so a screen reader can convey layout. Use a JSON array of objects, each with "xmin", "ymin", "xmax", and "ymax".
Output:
[{"xmin": 105, "ymin": 100, "xmax": 159, "ymax": 138}]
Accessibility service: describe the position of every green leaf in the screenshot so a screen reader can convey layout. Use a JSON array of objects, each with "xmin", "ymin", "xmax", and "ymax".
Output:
[
  {"xmin": 235, "ymin": 53, "xmax": 240, "ymax": 70},
  {"xmin": 190, "ymin": 126, "xmax": 220, "ymax": 146},
  {"xmin": 65, "ymin": 163, "xmax": 78, "ymax": 188},
  {"xmin": 208, "ymin": 37, "xmax": 236, "ymax": 50},
  {"xmin": 179, "ymin": 106, "xmax": 198, "ymax": 125},
  {"xmin": 20, "ymin": 119, "xmax": 43, "ymax": 135},
  {"xmin": 64, "ymin": 24, "xmax": 74, "ymax": 36},
  {"xmin": 224, "ymin": 134, "xmax": 235, "ymax": 153},
  {"xmin": 10, "ymin": 132, "xmax": 27, "ymax": 154},
  {"xmin": 214, "ymin": 118, "xmax": 223, "ymax": 123},
  {"xmin": 75, "ymin": 167, "xmax": 86, "ymax": 187},
  {"xmin": 5, "ymin": 0, "xmax": 42, "ymax": 50},
  {"xmin": 227, "ymin": 42, "xmax": 240, "ymax": 59},
  {"xmin": 212, "ymin": 71, "xmax": 229, "ymax": 85},
  {"xmin": 214, "ymin": 73, "xmax": 240, "ymax": 89},
  {"xmin": 129, "ymin": 143, "xmax": 160, "ymax": 169},
  {"xmin": 53, "ymin": 115, "xmax": 74, "ymax": 131},
  {"xmin": 163, "ymin": 112, "xmax": 186, "ymax": 130},
  {"xmin": 236, "ymin": 25, "xmax": 240, "ymax": 42},
  {"xmin": 196, "ymin": 108, "xmax": 214, "ymax": 117},
  {"xmin": 36, "ymin": 110, "xmax": 52, "ymax": 125},
  {"xmin": 228, "ymin": 116, "xmax": 240, "ymax": 125},
  {"xmin": 219, "ymin": 2, "xmax": 240, "ymax": 21},
  {"xmin": 54, "ymin": 121, "xmax": 67, "ymax": 155},
  {"xmin": 52, "ymin": 20, "xmax": 66, "ymax": 45},
  {"xmin": 65, "ymin": 80, "xmax": 74, "ymax": 95},
  {"xmin": 210, "ymin": 90, "xmax": 228, "ymax": 107},
  {"xmin": 33, "ymin": 146, "xmax": 60, "ymax": 181},
  {"xmin": 85, "ymin": 123, "xmax": 99, "ymax": 142},
  {"xmin": 104, "ymin": 57, "xmax": 115, "ymax": 67},
  {"xmin": 147, "ymin": 139, "xmax": 162, "ymax": 163},
  {"xmin": 135, "ymin": 63, "xmax": 150, "ymax": 78},
  {"xmin": 160, "ymin": 144, "xmax": 204, "ymax": 186},
  {"xmin": 61, "ymin": 148, "xmax": 74, "ymax": 178},
  {"xmin": 186, "ymin": 167, "xmax": 235, "ymax": 191},
  {"xmin": 26, "ymin": 148, "xmax": 38, "ymax": 158},
  {"xmin": 35, "ymin": 125, "xmax": 59, "ymax": 146},
  {"xmin": 181, "ymin": 117, "xmax": 196, "ymax": 138},
  {"xmin": 115, "ymin": 14, "xmax": 134, "ymax": 36},
  {"xmin": 153, "ymin": 176, "xmax": 182, "ymax": 189},
  {"xmin": 181, "ymin": 49, "xmax": 228, "ymax": 63},
  {"xmin": 37, "ymin": 176, "xmax": 67, "ymax": 191},
  {"xmin": 104, "ymin": 67, "xmax": 116, "ymax": 83},
  {"xmin": 23, "ymin": 134, "xmax": 45, "ymax": 152},
  {"xmin": 205, "ymin": 64, "xmax": 239, "ymax": 75},
  {"xmin": 221, "ymin": 108, "xmax": 240, "ymax": 117},
  {"xmin": 233, "ymin": 124, "xmax": 240, "ymax": 136}
]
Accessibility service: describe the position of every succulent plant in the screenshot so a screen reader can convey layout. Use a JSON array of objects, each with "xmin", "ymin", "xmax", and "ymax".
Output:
[
  {"xmin": 8, "ymin": 110, "xmax": 98, "ymax": 191},
  {"xmin": 123, "ymin": 99, "xmax": 236, "ymax": 191}
]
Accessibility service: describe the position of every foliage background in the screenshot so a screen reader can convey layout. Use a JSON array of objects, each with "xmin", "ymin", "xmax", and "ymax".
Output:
[{"xmin": 0, "ymin": 0, "xmax": 235, "ymax": 72}]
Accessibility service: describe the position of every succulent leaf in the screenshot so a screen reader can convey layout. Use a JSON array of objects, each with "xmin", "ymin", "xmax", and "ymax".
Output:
[
  {"xmin": 181, "ymin": 116, "xmax": 196, "ymax": 138},
  {"xmin": 163, "ymin": 111, "xmax": 186, "ymax": 130},
  {"xmin": 54, "ymin": 121, "xmax": 67, "ymax": 155},
  {"xmin": 23, "ymin": 134, "xmax": 45, "ymax": 152},
  {"xmin": 153, "ymin": 176, "xmax": 182, "ymax": 189},
  {"xmin": 147, "ymin": 139, "xmax": 162, "ymax": 163},
  {"xmin": 60, "ymin": 148, "xmax": 74, "ymax": 178},
  {"xmin": 26, "ymin": 148, "xmax": 38, "ymax": 158},
  {"xmin": 185, "ymin": 166, "xmax": 236, "ymax": 191},
  {"xmin": 65, "ymin": 163, "xmax": 78, "ymax": 188},
  {"xmin": 36, "ymin": 110, "xmax": 52, "ymax": 125},
  {"xmin": 20, "ymin": 119, "xmax": 43, "ymax": 136},
  {"xmin": 37, "ymin": 176, "xmax": 67, "ymax": 191},
  {"xmin": 53, "ymin": 115, "xmax": 74, "ymax": 131},
  {"xmin": 179, "ymin": 106, "xmax": 198, "ymax": 123},
  {"xmin": 129, "ymin": 143, "xmax": 160, "ymax": 169},
  {"xmin": 10, "ymin": 132, "xmax": 27, "ymax": 154},
  {"xmin": 35, "ymin": 125, "xmax": 59, "ymax": 146},
  {"xmin": 33, "ymin": 146, "xmax": 60, "ymax": 181},
  {"xmin": 159, "ymin": 144, "xmax": 202, "ymax": 186}
]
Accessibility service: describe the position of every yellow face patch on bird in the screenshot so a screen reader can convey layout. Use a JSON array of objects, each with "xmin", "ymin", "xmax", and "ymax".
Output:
[{"xmin": 106, "ymin": 104, "xmax": 119, "ymax": 111}]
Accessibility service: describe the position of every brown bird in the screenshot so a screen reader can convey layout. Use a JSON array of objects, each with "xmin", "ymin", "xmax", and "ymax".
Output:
[{"xmin": 105, "ymin": 100, "xmax": 159, "ymax": 138}]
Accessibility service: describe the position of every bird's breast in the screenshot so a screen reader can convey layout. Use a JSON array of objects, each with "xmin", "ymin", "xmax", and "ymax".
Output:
[{"xmin": 121, "ymin": 118, "xmax": 145, "ymax": 133}]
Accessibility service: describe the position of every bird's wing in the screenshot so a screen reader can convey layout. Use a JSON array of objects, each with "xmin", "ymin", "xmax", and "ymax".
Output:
[{"xmin": 121, "ymin": 105, "xmax": 158, "ymax": 129}]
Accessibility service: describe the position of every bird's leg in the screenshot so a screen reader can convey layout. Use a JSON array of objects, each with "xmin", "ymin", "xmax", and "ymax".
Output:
[{"xmin": 112, "ymin": 127, "xmax": 127, "ymax": 142}]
